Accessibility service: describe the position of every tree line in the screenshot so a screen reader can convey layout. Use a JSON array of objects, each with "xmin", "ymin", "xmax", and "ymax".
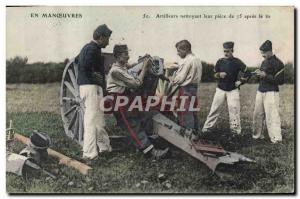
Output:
[{"xmin": 6, "ymin": 56, "xmax": 294, "ymax": 84}]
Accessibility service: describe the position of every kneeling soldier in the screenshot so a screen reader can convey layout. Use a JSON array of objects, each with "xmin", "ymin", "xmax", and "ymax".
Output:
[
  {"xmin": 106, "ymin": 44, "xmax": 169, "ymax": 159},
  {"xmin": 252, "ymin": 40, "xmax": 284, "ymax": 143},
  {"xmin": 202, "ymin": 41, "xmax": 250, "ymax": 135}
]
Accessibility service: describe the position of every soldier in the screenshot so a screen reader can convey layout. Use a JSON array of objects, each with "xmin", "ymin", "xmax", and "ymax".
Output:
[
  {"xmin": 77, "ymin": 24, "xmax": 112, "ymax": 164},
  {"xmin": 201, "ymin": 42, "xmax": 250, "ymax": 136},
  {"xmin": 171, "ymin": 40, "xmax": 202, "ymax": 132},
  {"xmin": 252, "ymin": 40, "xmax": 284, "ymax": 144},
  {"xmin": 106, "ymin": 44, "xmax": 169, "ymax": 159}
]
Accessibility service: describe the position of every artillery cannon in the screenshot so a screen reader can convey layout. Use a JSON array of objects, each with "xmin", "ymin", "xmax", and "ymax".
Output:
[
  {"xmin": 59, "ymin": 53, "xmax": 163, "ymax": 145},
  {"xmin": 59, "ymin": 53, "xmax": 255, "ymax": 176}
]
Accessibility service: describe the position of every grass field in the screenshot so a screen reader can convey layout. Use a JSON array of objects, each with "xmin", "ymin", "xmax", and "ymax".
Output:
[{"xmin": 6, "ymin": 83, "xmax": 295, "ymax": 194}]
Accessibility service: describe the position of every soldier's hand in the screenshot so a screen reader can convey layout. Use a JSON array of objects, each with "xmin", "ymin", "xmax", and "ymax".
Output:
[
  {"xmin": 141, "ymin": 57, "xmax": 152, "ymax": 74},
  {"xmin": 171, "ymin": 62, "xmax": 179, "ymax": 69},
  {"xmin": 235, "ymin": 81, "xmax": 242, "ymax": 88},
  {"xmin": 254, "ymin": 69, "xmax": 261, "ymax": 74},
  {"xmin": 260, "ymin": 71, "xmax": 266, "ymax": 78},
  {"xmin": 144, "ymin": 57, "xmax": 153, "ymax": 69},
  {"xmin": 256, "ymin": 70, "xmax": 266, "ymax": 78},
  {"xmin": 219, "ymin": 72, "xmax": 227, "ymax": 78},
  {"xmin": 144, "ymin": 54, "xmax": 151, "ymax": 58}
]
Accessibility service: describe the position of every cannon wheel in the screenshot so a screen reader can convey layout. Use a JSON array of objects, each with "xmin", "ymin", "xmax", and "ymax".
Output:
[
  {"xmin": 60, "ymin": 59, "xmax": 84, "ymax": 146},
  {"xmin": 59, "ymin": 54, "xmax": 162, "ymax": 146},
  {"xmin": 60, "ymin": 53, "xmax": 116, "ymax": 146}
]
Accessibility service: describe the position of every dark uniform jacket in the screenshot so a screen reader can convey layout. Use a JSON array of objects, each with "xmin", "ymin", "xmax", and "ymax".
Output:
[
  {"xmin": 77, "ymin": 41, "xmax": 105, "ymax": 88},
  {"xmin": 258, "ymin": 55, "xmax": 284, "ymax": 92},
  {"xmin": 214, "ymin": 57, "xmax": 250, "ymax": 91}
]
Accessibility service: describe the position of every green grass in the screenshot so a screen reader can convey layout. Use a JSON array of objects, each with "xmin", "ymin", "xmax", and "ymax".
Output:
[{"xmin": 6, "ymin": 83, "xmax": 295, "ymax": 194}]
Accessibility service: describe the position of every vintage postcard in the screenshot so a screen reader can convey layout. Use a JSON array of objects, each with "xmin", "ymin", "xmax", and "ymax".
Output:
[{"xmin": 6, "ymin": 6, "xmax": 295, "ymax": 194}]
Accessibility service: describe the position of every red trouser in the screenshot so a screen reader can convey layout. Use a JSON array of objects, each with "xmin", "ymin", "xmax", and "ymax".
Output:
[{"xmin": 108, "ymin": 93, "xmax": 153, "ymax": 152}]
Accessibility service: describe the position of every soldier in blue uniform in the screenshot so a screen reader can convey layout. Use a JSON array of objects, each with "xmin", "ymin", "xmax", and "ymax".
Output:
[
  {"xmin": 202, "ymin": 41, "xmax": 250, "ymax": 135},
  {"xmin": 77, "ymin": 24, "xmax": 112, "ymax": 164},
  {"xmin": 252, "ymin": 40, "xmax": 284, "ymax": 143}
]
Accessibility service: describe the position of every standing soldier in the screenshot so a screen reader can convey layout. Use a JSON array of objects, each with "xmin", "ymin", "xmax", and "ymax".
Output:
[
  {"xmin": 77, "ymin": 24, "xmax": 112, "ymax": 164},
  {"xmin": 202, "ymin": 42, "xmax": 250, "ymax": 136},
  {"xmin": 252, "ymin": 40, "xmax": 284, "ymax": 143},
  {"xmin": 171, "ymin": 40, "xmax": 202, "ymax": 132}
]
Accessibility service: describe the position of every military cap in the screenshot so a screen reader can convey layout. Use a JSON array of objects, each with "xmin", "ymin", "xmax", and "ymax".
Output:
[
  {"xmin": 94, "ymin": 24, "xmax": 112, "ymax": 37},
  {"xmin": 113, "ymin": 44, "xmax": 130, "ymax": 56},
  {"xmin": 223, "ymin": 41, "xmax": 234, "ymax": 49},
  {"xmin": 259, "ymin": 40, "xmax": 272, "ymax": 52}
]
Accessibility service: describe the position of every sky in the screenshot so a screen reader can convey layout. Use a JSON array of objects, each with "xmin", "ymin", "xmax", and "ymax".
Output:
[{"xmin": 6, "ymin": 6, "xmax": 294, "ymax": 67}]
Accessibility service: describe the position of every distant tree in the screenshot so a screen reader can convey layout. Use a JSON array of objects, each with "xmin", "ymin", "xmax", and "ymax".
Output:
[
  {"xmin": 6, "ymin": 56, "xmax": 28, "ymax": 68},
  {"xmin": 64, "ymin": 58, "xmax": 70, "ymax": 65},
  {"xmin": 5, "ymin": 56, "xmax": 294, "ymax": 84},
  {"xmin": 284, "ymin": 62, "xmax": 294, "ymax": 84},
  {"xmin": 6, "ymin": 56, "xmax": 64, "ymax": 83},
  {"xmin": 6, "ymin": 56, "xmax": 28, "ymax": 83},
  {"xmin": 201, "ymin": 61, "xmax": 215, "ymax": 82}
]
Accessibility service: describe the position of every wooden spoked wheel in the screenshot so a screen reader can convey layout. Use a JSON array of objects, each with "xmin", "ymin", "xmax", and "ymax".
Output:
[{"xmin": 60, "ymin": 60, "xmax": 84, "ymax": 146}]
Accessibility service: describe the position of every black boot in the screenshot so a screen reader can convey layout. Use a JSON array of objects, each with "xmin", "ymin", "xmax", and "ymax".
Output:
[{"xmin": 80, "ymin": 156, "xmax": 98, "ymax": 166}]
